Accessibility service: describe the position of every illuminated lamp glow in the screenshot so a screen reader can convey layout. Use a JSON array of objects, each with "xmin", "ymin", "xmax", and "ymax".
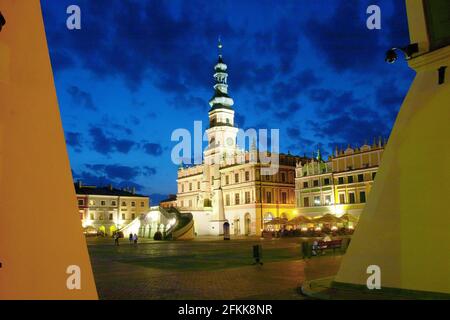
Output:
[{"xmin": 332, "ymin": 206, "xmax": 344, "ymax": 216}]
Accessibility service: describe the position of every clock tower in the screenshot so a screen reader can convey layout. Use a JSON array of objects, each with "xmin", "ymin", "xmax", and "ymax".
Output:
[
  {"xmin": 202, "ymin": 39, "xmax": 238, "ymax": 233},
  {"xmin": 204, "ymin": 39, "xmax": 239, "ymax": 166}
]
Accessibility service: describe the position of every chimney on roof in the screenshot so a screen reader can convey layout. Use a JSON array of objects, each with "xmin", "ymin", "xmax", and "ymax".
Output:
[
  {"xmin": 109, "ymin": 184, "xmax": 113, "ymax": 191},
  {"xmin": 77, "ymin": 180, "xmax": 82, "ymax": 188},
  {"xmin": 132, "ymin": 187, "xmax": 136, "ymax": 195}
]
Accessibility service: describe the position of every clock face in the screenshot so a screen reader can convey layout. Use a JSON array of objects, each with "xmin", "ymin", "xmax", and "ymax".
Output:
[{"xmin": 226, "ymin": 137, "xmax": 234, "ymax": 146}]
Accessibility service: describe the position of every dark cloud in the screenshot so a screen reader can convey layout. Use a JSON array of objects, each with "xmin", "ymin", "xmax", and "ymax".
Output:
[
  {"xmin": 129, "ymin": 116, "xmax": 141, "ymax": 126},
  {"xmin": 41, "ymin": 0, "xmax": 300, "ymax": 100},
  {"xmin": 142, "ymin": 142, "xmax": 163, "ymax": 156},
  {"xmin": 329, "ymin": 91, "xmax": 360, "ymax": 109},
  {"xmin": 275, "ymin": 102, "xmax": 302, "ymax": 120},
  {"xmin": 110, "ymin": 123, "xmax": 133, "ymax": 136},
  {"xmin": 113, "ymin": 139, "xmax": 135, "ymax": 153},
  {"xmin": 286, "ymin": 127, "xmax": 301, "ymax": 140},
  {"xmin": 304, "ymin": 1, "xmax": 410, "ymax": 73},
  {"xmin": 85, "ymin": 164, "xmax": 140, "ymax": 180},
  {"xmin": 285, "ymin": 127, "xmax": 314, "ymax": 155},
  {"xmin": 79, "ymin": 164, "xmax": 148, "ymax": 191},
  {"xmin": 274, "ymin": 18, "xmax": 301, "ymax": 73},
  {"xmin": 230, "ymin": 60, "xmax": 276, "ymax": 92},
  {"xmin": 65, "ymin": 131, "xmax": 82, "ymax": 151},
  {"xmin": 89, "ymin": 127, "xmax": 136, "ymax": 154},
  {"xmin": 170, "ymin": 94, "xmax": 206, "ymax": 112},
  {"xmin": 76, "ymin": 163, "xmax": 156, "ymax": 189},
  {"xmin": 49, "ymin": 50, "xmax": 76, "ymax": 71},
  {"xmin": 143, "ymin": 166, "xmax": 157, "ymax": 176},
  {"xmin": 272, "ymin": 69, "xmax": 320, "ymax": 103},
  {"xmin": 99, "ymin": 115, "xmax": 134, "ymax": 136},
  {"xmin": 316, "ymin": 90, "xmax": 362, "ymax": 116},
  {"xmin": 42, "ymin": 0, "xmax": 235, "ymax": 91},
  {"xmin": 67, "ymin": 86, "xmax": 96, "ymax": 110},
  {"xmin": 308, "ymin": 112, "xmax": 390, "ymax": 145},
  {"xmin": 73, "ymin": 170, "xmax": 114, "ymax": 187},
  {"xmin": 308, "ymin": 89, "xmax": 334, "ymax": 103},
  {"xmin": 74, "ymin": 169, "xmax": 145, "ymax": 191},
  {"xmin": 375, "ymin": 80, "xmax": 405, "ymax": 109}
]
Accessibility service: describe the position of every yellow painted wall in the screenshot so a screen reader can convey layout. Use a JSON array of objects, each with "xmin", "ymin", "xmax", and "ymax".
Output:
[
  {"xmin": 0, "ymin": 1, "xmax": 97, "ymax": 298},
  {"xmin": 335, "ymin": 1, "xmax": 450, "ymax": 294}
]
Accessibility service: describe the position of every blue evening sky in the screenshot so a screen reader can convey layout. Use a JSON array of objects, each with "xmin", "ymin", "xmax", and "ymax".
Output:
[{"xmin": 41, "ymin": 0, "xmax": 415, "ymax": 203}]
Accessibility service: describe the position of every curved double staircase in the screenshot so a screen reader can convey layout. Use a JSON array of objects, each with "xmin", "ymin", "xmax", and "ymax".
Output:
[
  {"xmin": 118, "ymin": 206, "xmax": 194, "ymax": 240},
  {"xmin": 161, "ymin": 207, "xmax": 194, "ymax": 240}
]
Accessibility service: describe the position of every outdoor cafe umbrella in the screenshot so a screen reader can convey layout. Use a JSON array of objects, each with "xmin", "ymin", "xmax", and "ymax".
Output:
[
  {"xmin": 287, "ymin": 215, "xmax": 311, "ymax": 225},
  {"xmin": 340, "ymin": 213, "xmax": 359, "ymax": 223},
  {"xmin": 312, "ymin": 214, "xmax": 342, "ymax": 224},
  {"xmin": 264, "ymin": 217, "xmax": 288, "ymax": 225}
]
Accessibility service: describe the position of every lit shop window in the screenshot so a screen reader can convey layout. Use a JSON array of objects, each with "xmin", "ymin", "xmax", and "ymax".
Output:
[{"xmin": 314, "ymin": 196, "xmax": 321, "ymax": 206}]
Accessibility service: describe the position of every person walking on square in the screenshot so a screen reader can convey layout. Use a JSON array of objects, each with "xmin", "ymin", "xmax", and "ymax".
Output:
[
  {"xmin": 312, "ymin": 240, "xmax": 318, "ymax": 256},
  {"xmin": 114, "ymin": 232, "xmax": 119, "ymax": 246},
  {"xmin": 133, "ymin": 233, "xmax": 138, "ymax": 245},
  {"xmin": 129, "ymin": 233, "xmax": 133, "ymax": 244}
]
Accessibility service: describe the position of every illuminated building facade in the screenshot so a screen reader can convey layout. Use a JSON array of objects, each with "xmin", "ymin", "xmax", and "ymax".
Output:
[
  {"xmin": 176, "ymin": 42, "xmax": 307, "ymax": 236},
  {"xmin": 295, "ymin": 141, "xmax": 385, "ymax": 223},
  {"xmin": 159, "ymin": 194, "xmax": 177, "ymax": 209},
  {"xmin": 75, "ymin": 181, "xmax": 150, "ymax": 235}
]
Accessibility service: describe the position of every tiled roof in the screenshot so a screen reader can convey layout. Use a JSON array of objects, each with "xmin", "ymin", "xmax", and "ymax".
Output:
[{"xmin": 74, "ymin": 183, "xmax": 148, "ymax": 198}]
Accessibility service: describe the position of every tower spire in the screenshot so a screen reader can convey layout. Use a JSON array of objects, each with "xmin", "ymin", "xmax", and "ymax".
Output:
[
  {"xmin": 316, "ymin": 147, "xmax": 322, "ymax": 162},
  {"xmin": 218, "ymin": 35, "xmax": 223, "ymax": 57},
  {"xmin": 209, "ymin": 38, "xmax": 234, "ymax": 110}
]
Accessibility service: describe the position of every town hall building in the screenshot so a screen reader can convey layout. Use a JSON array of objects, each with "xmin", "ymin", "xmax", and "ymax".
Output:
[{"xmin": 176, "ymin": 42, "xmax": 307, "ymax": 236}]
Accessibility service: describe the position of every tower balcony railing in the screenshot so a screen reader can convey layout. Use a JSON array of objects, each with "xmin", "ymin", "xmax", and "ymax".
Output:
[{"xmin": 209, "ymin": 121, "xmax": 234, "ymax": 128}]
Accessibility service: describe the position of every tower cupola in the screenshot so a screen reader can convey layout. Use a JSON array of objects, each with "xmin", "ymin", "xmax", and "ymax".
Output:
[{"xmin": 209, "ymin": 38, "xmax": 234, "ymax": 110}]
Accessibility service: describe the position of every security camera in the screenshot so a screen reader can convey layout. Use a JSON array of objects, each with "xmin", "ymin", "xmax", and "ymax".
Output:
[
  {"xmin": 385, "ymin": 43, "xmax": 419, "ymax": 64},
  {"xmin": 0, "ymin": 11, "xmax": 5, "ymax": 31},
  {"xmin": 385, "ymin": 49, "xmax": 397, "ymax": 64}
]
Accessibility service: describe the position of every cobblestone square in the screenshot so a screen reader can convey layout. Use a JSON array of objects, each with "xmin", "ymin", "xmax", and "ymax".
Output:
[{"xmin": 87, "ymin": 237, "xmax": 343, "ymax": 300}]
